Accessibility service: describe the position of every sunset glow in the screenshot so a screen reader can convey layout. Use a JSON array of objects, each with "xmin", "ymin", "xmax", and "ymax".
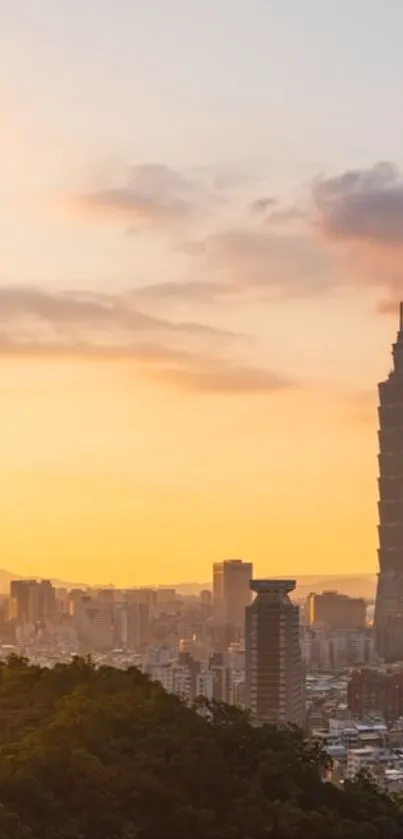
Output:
[{"xmin": 2, "ymin": 1, "xmax": 403, "ymax": 584}]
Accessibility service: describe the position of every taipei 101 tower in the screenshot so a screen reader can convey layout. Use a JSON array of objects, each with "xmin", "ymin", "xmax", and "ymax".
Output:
[{"xmin": 375, "ymin": 302, "xmax": 403, "ymax": 661}]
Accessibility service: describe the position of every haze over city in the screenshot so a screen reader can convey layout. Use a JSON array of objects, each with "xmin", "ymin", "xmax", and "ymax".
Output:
[{"xmin": 3, "ymin": 1, "xmax": 403, "ymax": 585}]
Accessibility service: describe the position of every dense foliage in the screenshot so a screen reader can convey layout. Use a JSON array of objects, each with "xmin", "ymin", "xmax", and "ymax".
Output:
[{"xmin": 0, "ymin": 656, "xmax": 400, "ymax": 838}]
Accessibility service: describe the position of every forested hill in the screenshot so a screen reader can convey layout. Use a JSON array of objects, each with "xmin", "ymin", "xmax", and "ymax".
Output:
[{"xmin": 0, "ymin": 656, "xmax": 400, "ymax": 838}]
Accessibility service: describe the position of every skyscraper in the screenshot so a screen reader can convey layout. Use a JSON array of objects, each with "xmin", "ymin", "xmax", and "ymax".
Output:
[
  {"xmin": 9, "ymin": 580, "xmax": 37, "ymax": 624},
  {"xmin": 9, "ymin": 579, "xmax": 56, "ymax": 625},
  {"xmin": 213, "ymin": 559, "xmax": 253, "ymax": 628},
  {"xmin": 375, "ymin": 303, "xmax": 403, "ymax": 661},
  {"xmin": 245, "ymin": 579, "xmax": 305, "ymax": 726}
]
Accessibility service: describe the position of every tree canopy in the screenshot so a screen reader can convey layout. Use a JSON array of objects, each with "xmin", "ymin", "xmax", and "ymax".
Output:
[{"xmin": 0, "ymin": 655, "xmax": 399, "ymax": 838}]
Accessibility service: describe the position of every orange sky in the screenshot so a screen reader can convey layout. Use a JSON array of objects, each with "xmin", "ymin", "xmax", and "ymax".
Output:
[
  {"xmin": 0, "ymin": 354, "xmax": 379, "ymax": 585},
  {"xmin": 3, "ymin": 3, "xmax": 403, "ymax": 585}
]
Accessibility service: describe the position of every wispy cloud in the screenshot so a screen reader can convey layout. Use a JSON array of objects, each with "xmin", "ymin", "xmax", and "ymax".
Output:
[
  {"xmin": 0, "ymin": 286, "xmax": 294, "ymax": 395},
  {"xmin": 71, "ymin": 164, "xmax": 195, "ymax": 230},
  {"xmin": 148, "ymin": 160, "xmax": 403, "ymax": 311},
  {"xmin": 67, "ymin": 162, "xmax": 244, "ymax": 232},
  {"xmin": 145, "ymin": 357, "xmax": 293, "ymax": 394},
  {"xmin": 63, "ymin": 158, "xmax": 403, "ymax": 315},
  {"xmin": 137, "ymin": 227, "xmax": 334, "ymax": 305}
]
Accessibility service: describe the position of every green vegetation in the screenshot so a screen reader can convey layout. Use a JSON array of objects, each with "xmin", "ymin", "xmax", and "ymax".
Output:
[{"xmin": 0, "ymin": 655, "xmax": 399, "ymax": 838}]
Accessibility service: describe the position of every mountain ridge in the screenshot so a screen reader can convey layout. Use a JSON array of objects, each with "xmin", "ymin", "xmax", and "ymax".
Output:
[{"xmin": 0, "ymin": 570, "xmax": 377, "ymax": 599}]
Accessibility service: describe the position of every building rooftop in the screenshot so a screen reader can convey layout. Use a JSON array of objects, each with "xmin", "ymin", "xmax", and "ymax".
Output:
[{"xmin": 250, "ymin": 579, "xmax": 296, "ymax": 594}]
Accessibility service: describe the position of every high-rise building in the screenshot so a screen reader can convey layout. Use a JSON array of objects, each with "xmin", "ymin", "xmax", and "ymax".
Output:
[
  {"xmin": 36, "ymin": 580, "xmax": 56, "ymax": 624},
  {"xmin": 115, "ymin": 602, "xmax": 150, "ymax": 649},
  {"xmin": 9, "ymin": 580, "xmax": 37, "ymax": 623},
  {"xmin": 74, "ymin": 596, "xmax": 115, "ymax": 651},
  {"xmin": 307, "ymin": 591, "xmax": 366, "ymax": 630},
  {"xmin": 9, "ymin": 579, "xmax": 56, "ymax": 625},
  {"xmin": 213, "ymin": 559, "xmax": 253, "ymax": 628},
  {"xmin": 375, "ymin": 302, "xmax": 403, "ymax": 661},
  {"xmin": 212, "ymin": 562, "xmax": 224, "ymax": 623},
  {"xmin": 209, "ymin": 651, "xmax": 232, "ymax": 703},
  {"xmin": 348, "ymin": 669, "xmax": 403, "ymax": 724},
  {"xmin": 245, "ymin": 579, "xmax": 305, "ymax": 726}
]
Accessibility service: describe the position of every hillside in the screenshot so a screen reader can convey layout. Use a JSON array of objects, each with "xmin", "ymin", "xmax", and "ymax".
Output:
[{"xmin": 0, "ymin": 656, "xmax": 399, "ymax": 838}]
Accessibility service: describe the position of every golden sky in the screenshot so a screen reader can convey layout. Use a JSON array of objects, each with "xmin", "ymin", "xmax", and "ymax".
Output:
[
  {"xmin": 0, "ymin": 354, "xmax": 381, "ymax": 584},
  {"xmin": 2, "ymin": 3, "xmax": 403, "ymax": 584}
]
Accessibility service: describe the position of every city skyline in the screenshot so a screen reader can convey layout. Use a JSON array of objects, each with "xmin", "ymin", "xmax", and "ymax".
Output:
[{"xmin": 2, "ymin": 2, "xmax": 403, "ymax": 583}]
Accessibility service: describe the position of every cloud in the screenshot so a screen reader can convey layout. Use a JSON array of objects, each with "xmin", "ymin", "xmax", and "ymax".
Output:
[
  {"xmin": 314, "ymin": 162, "xmax": 403, "ymax": 247},
  {"xmin": 250, "ymin": 196, "xmax": 277, "ymax": 214},
  {"xmin": 135, "ymin": 280, "xmax": 231, "ymax": 305},
  {"xmin": 188, "ymin": 228, "xmax": 333, "ymax": 300},
  {"xmin": 69, "ymin": 163, "xmax": 244, "ymax": 232},
  {"xmin": 0, "ymin": 286, "xmax": 232, "ymax": 340},
  {"xmin": 132, "ymin": 224, "xmax": 334, "ymax": 306},
  {"xmin": 0, "ymin": 286, "xmax": 293, "ymax": 395},
  {"xmin": 144, "ymin": 356, "xmax": 293, "ymax": 394},
  {"xmin": 71, "ymin": 164, "xmax": 201, "ymax": 230},
  {"xmin": 250, "ymin": 196, "xmax": 305, "ymax": 227},
  {"xmin": 167, "ymin": 366, "xmax": 291, "ymax": 393},
  {"xmin": 312, "ymin": 162, "xmax": 403, "ymax": 309}
]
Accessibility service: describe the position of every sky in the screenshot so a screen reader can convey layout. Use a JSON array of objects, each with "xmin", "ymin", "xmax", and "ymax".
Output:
[{"xmin": 1, "ymin": 0, "xmax": 403, "ymax": 585}]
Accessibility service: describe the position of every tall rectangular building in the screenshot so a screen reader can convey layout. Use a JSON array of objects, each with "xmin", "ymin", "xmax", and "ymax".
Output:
[
  {"xmin": 375, "ymin": 302, "xmax": 403, "ymax": 660},
  {"xmin": 213, "ymin": 559, "xmax": 253, "ymax": 628},
  {"xmin": 245, "ymin": 579, "xmax": 305, "ymax": 726},
  {"xmin": 212, "ymin": 562, "xmax": 225, "ymax": 624},
  {"xmin": 9, "ymin": 580, "xmax": 37, "ymax": 623},
  {"xmin": 9, "ymin": 579, "xmax": 55, "ymax": 625}
]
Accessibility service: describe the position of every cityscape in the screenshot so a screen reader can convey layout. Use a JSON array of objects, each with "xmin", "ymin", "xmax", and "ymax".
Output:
[
  {"xmin": 3, "ymin": 307, "xmax": 403, "ymax": 796},
  {"xmin": 5, "ymin": 2, "xmax": 403, "ymax": 837}
]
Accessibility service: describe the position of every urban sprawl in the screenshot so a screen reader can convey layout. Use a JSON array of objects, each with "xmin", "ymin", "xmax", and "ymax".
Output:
[{"xmin": 4, "ymin": 306, "xmax": 403, "ymax": 796}]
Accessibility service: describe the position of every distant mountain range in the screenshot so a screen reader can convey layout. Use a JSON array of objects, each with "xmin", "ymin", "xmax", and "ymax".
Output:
[
  {"xmin": 290, "ymin": 575, "xmax": 376, "ymax": 602},
  {"xmin": 0, "ymin": 569, "xmax": 86, "ymax": 595},
  {"xmin": 0, "ymin": 570, "xmax": 377, "ymax": 601},
  {"xmin": 173, "ymin": 575, "xmax": 377, "ymax": 601}
]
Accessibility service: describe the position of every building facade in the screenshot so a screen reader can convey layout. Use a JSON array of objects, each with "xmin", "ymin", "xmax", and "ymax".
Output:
[
  {"xmin": 213, "ymin": 559, "xmax": 253, "ymax": 628},
  {"xmin": 9, "ymin": 579, "xmax": 56, "ymax": 626},
  {"xmin": 375, "ymin": 303, "xmax": 403, "ymax": 660},
  {"xmin": 348, "ymin": 668, "xmax": 403, "ymax": 724},
  {"xmin": 245, "ymin": 579, "xmax": 305, "ymax": 726},
  {"xmin": 307, "ymin": 591, "xmax": 366, "ymax": 631}
]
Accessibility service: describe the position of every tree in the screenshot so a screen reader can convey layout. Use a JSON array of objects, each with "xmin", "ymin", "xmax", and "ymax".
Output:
[{"xmin": 0, "ymin": 657, "xmax": 400, "ymax": 837}]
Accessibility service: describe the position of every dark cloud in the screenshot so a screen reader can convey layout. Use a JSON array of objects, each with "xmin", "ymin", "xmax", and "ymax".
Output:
[
  {"xmin": 0, "ymin": 286, "xmax": 293, "ymax": 395},
  {"xmin": 314, "ymin": 162, "xmax": 403, "ymax": 246}
]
